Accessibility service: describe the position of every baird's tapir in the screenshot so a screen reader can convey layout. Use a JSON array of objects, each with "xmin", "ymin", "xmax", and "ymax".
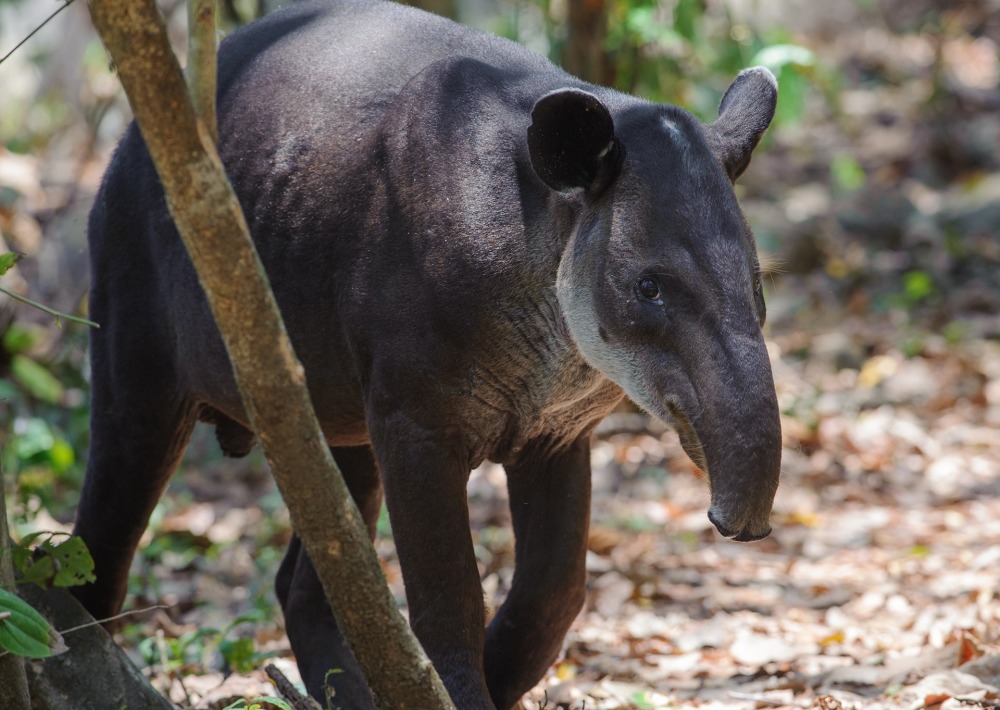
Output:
[{"xmin": 73, "ymin": 0, "xmax": 782, "ymax": 707}]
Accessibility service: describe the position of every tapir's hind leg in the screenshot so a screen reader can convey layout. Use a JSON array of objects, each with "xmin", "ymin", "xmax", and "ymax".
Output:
[
  {"xmin": 484, "ymin": 436, "xmax": 592, "ymax": 710},
  {"xmin": 72, "ymin": 328, "xmax": 197, "ymax": 622},
  {"xmin": 275, "ymin": 445, "xmax": 382, "ymax": 709}
]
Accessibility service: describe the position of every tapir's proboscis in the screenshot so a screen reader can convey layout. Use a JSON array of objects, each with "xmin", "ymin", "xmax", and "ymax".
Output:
[{"xmin": 73, "ymin": 0, "xmax": 782, "ymax": 707}]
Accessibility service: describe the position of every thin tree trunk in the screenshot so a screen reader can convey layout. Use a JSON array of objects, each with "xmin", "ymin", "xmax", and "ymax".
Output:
[
  {"xmin": 401, "ymin": 0, "xmax": 456, "ymax": 19},
  {"xmin": 86, "ymin": 2, "xmax": 455, "ymax": 708},
  {"xmin": 562, "ymin": 0, "xmax": 613, "ymax": 86},
  {"xmin": 0, "ymin": 468, "xmax": 31, "ymax": 708},
  {"xmin": 187, "ymin": 0, "xmax": 218, "ymax": 144}
]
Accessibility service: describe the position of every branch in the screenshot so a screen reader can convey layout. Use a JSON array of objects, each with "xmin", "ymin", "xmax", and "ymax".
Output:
[
  {"xmin": 86, "ymin": 2, "xmax": 456, "ymax": 707},
  {"xmin": 0, "ymin": 0, "xmax": 75, "ymax": 67},
  {"xmin": 186, "ymin": 0, "xmax": 218, "ymax": 143},
  {"xmin": 0, "ymin": 285, "xmax": 100, "ymax": 328}
]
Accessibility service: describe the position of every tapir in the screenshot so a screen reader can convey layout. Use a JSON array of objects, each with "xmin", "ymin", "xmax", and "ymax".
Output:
[{"xmin": 73, "ymin": 0, "xmax": 782, "ymax": 707}]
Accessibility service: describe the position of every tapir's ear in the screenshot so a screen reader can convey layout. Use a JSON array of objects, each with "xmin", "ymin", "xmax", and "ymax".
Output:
[
  {"xmin": 706, "ymin": 67, "xmax": 777, "ymax": 182},
  {"xmin": 528, "ymin": 88, "xmax": 621, "ymax": 195}
]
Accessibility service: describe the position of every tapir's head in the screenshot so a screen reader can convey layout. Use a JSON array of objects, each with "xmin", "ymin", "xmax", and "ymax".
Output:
[{"xmin": 529, "ymin": 68, "xmax": 781, "ymax": 542}]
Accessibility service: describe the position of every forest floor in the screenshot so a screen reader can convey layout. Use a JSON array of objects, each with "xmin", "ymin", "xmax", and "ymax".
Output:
[
  {"xmin": 2, "ymin": 0, "xmax": 1000, "ymax": 709},
  {"xmin": 123, "ymin": 296, "xmax": 1000, "ymax": 710}
]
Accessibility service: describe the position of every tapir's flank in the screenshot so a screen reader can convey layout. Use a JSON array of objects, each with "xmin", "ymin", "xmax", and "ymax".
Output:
[{"xmin": 74, "ymin": 0, "xmax": 782, "ymax": 707}]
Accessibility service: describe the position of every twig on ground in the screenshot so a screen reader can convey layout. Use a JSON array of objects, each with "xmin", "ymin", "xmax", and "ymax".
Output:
[{"xmin": 264, "ymin": 663, "xmax": 322, "ymax": 710}]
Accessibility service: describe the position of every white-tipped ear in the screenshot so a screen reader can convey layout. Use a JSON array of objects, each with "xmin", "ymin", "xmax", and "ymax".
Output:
[{"xmin": 705, "ymin": 67, "xmax": 777, "ymax": 182}]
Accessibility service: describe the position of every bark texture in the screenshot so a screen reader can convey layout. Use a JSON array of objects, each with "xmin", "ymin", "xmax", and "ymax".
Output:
[
  {"xmin": 87, "ymin": 2, "xmax": 455, "ymax": 708},
  {"xmin": 186, "ymin": 0, "xmax": 218, "ymax": 144},
  {"xmin": 19, "ymin": 586, "xmax": 173, "ymax": 710}
]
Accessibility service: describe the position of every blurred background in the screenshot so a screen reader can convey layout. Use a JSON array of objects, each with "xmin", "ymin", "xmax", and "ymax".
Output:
[{"xmin": 1, "ymin": 1, "xmax": 999, "ymax": 708}]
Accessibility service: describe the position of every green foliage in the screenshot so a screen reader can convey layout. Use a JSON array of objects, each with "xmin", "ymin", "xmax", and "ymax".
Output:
[
  {"xmin": 12, "ymin": 531, "xmax": 95, "ymax": 589},
  {"xmin": 2, "ymin": 323, "xmax": 89, "ymax": 526},
  {"xmin": 494, "ymin": 0, "xmax": 819, "ymax": 127},
  {"xmin": 901, "ymin": 270, "xmax": 936, "ymax": 306},
  {"xmin": 376, "ymin": 502, "xmax": 393, "ymax": 538},
  {"xmin": 222, "ymin": 697, "xmax": 293, "ymax": 710},
  {"xmin": 0, "ymin": 587, "xmax": 67, "ymax": 658},
  {"xmin": 750, "ymin": 43, "xmax": 816, "ymax": 126},
  {"xmin": 0, "ymin": 251, "xmax": 23, "ymax": 275},
  {"xmin": 10, "ymin": 354, "xmax": 65, "ymax": 403},
  {"xmin": 137, "ymin": 610, "xmax": 282, "ymax": 678},
  {"xmin": 830, "ymin": 153, "xmax": 867, "ymax": 192}
]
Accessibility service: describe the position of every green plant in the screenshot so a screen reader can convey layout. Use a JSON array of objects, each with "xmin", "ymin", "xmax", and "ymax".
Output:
[
  {"xmin": 0, "ymin": 531, "xmax": 93, "ymax": 659},
  {"xmin": 138, "ymin": 610, "xmax": 282, "ymax": 678},
  {"xmin": 0, "ymin": 530, "xmax": 94, "ymax": 658},
  {"xmin": 2, "ymin": 255, "xmax": 94, "ymax": 527},
  {"xmin": 222, "ymin": 696, "xmax": 293, "ymax": 710},
  {"xmin": 492, "ymin": 0, "xmax": 817, "ymax": 126},
  {"xmin": 11, "ymin": 531, "xmax": 95, "ymax": 589},
  {"xmin": 0, "ymin": 587, "xmax": 66, "ymax": 658}
]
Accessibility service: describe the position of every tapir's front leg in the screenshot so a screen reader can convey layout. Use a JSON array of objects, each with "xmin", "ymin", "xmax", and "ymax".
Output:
[
  {"xmin": 370, "ymin": 417, "xmax": 494, "ymax": 709},
  {"xmin": 276, "ymin": 445, "xmax": 383, "ymax": 709},
  {"xmin": 483, "ymin": 436, "xmax": 592, "ymax": 709}
]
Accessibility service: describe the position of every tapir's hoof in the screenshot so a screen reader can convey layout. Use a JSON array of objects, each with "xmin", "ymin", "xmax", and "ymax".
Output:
[{"xmin": 707, "ymin": 510, "xmax": 771, "ymax": 542}]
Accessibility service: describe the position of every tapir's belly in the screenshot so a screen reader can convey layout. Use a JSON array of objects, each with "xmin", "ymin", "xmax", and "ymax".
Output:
[{"xmin": 171, "ymin": 275, "xmax": 371, "ymax": 449}]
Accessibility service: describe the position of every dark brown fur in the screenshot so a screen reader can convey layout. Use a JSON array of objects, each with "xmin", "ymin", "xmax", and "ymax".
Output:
[{"xmin": 73, "ymin": 2, "xmax": 781, "ymax": 708}]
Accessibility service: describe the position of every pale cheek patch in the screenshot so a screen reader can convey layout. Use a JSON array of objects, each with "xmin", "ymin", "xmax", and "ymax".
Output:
[{"xmin": 556, "ymin": 278, "xmax": 661, "ymax": 418}]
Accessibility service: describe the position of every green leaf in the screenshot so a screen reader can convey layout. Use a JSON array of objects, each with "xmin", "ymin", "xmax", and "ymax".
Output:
[
  {"xmin": 11, "ymin": 355, "xmax": 65, "ymax": 403},
  {"xmin": 673, "ymin": 0, "xmax": 701, "ymax": 43},
  {"xmin": 222, "ymin": 699, "xmax": 292, "ymax": 710},
  {"xmin": 0, "ymin": 587, "xmax": 67, "ymax": 658},
  {"xmin": 773, "ymin": 67, "xmax": 809, "ymax": 125},
  {"xmin": 0, "ymin": 251, "xmax": 23, "ymax": 276},
  {"xmin": 13, "ymin": 417, "xmax": 56, "ymax": 459},
  {"xmin": 11, "ymin": 531, "xmax": 49, "ymax": 572},
  {"xmin": 1, "ymin": 322, "xmax": 42, "ymax": 354},
  {"xmin": 831, "ymin": 153, "xmax": 866, "ymax": 192},
  {"xmin": 48, "ymin": 437, "xmax": 75, "ymax": 474},
  {"xmin": 751, "ymin": 43, "xmax": 815, "ymax": 71},
  {"xmin": 220, "ymin": 636, "xmax": 257, "ymax": 674},
  {"xmin": 18, "ymin": 556, "xmax": 57, "ymax": 588},
  {"xmin": 903, "ymin": 270, "xmax": 934, "ymax": 304},
  {"xmin": 45, "ymin": 535, "xmax": 96, "ymax": 587},
  {"xmin": 13, "ymin": 534, "xmax": 95, "ymax": 589}
]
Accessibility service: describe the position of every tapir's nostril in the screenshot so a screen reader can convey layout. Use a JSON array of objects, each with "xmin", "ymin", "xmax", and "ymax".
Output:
[{"xmin": 707, "ymin": 509, "xmax": 771, "ymax": 542}]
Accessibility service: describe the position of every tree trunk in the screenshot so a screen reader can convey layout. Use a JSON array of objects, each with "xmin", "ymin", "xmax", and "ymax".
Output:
[
  {"xmin": 0, "ymin": 470, "xmax": 31, "ymax": 708},
  {"xmin": 562, "ymin": 0, "xmax": 613, "ymax": 86},
  {"xmin": 20, "ymin": 586, "xmax": 174, "ymax": 710},
  {"xmin": 86, "ymin": 2, "xmax": 456, "ymax": 708},
  {"xmin": 401, "ymin": 0, "xmax": 457, "ymax": 19}
]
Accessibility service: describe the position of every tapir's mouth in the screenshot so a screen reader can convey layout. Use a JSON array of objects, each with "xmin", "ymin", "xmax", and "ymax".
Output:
[{"xmin": 666, "ymin": 401, "xmax": 707, "ymax": 473}]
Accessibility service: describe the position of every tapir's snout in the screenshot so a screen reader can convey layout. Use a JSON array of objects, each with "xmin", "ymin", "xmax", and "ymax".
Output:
[
  {"xmin": 700, "ymin": 405, "xmax": 781, "ymax": 542},
  {"xmin": 663, "ymin": 333, "xmax": 781, "ymax": 543}
]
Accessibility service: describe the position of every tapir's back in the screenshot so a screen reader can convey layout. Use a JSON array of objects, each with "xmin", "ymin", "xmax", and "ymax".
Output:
[
  {"xmin": 216, "ymin": 0, "xmax": 559, "ymax": 182},
  {"xmin": 88, "ymin": 0, "xmax": 576, "ymax": 426}
]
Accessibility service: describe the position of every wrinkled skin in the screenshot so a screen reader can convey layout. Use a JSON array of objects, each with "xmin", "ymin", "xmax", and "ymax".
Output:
[{"xmin": 72, "ymin": 1, "xmax": 781, "ymax": 708}]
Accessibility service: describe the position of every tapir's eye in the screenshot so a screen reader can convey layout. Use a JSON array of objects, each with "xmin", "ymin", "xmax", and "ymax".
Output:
[{"xmin": 636, "ymin": 277, "xmax": 661, "ymax": 302}]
